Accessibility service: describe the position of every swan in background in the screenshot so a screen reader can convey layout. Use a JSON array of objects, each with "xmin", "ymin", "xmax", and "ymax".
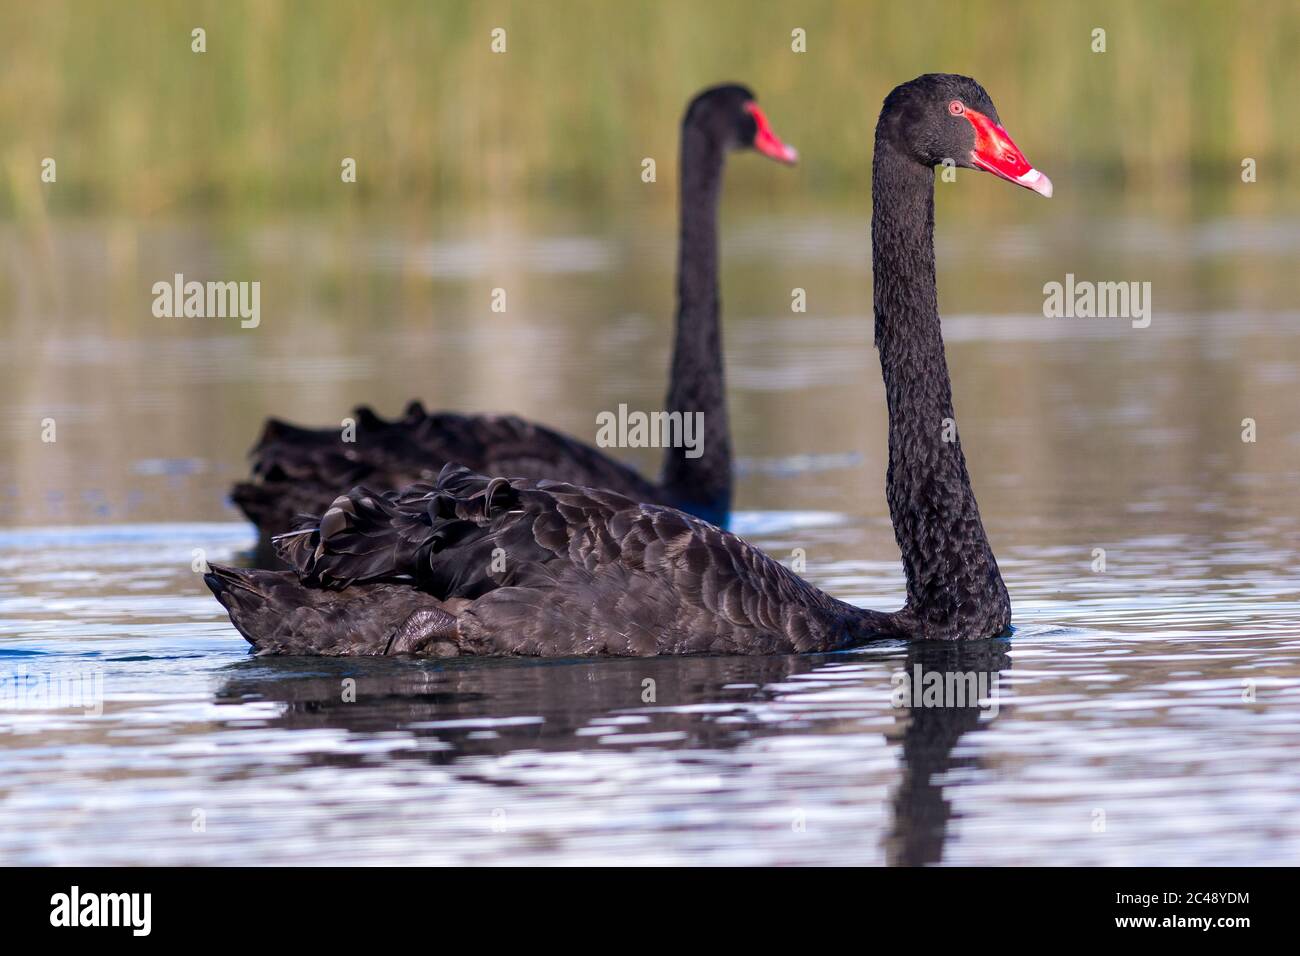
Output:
[{"xmin": 232, "ymin": 84, "xmax": 797, "ymax": 535}]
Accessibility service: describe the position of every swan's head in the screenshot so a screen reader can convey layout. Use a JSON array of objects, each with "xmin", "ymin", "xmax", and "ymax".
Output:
[
  {"xmin": 878, "ymin": 73, "xmax": 1052, "ymax": 197},
  {"xmin": 685, "ymin": 84, "xmax": 798, "ymax": 165}
]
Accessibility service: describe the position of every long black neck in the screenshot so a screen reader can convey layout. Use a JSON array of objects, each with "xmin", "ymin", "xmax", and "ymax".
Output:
[
  {"xmin": 660, "ymin": 121, "xmax": 731, "ymax": 523},
  {"xmin": 870, "ymin": 137, "xmax": 1010, "ymax": 640}
]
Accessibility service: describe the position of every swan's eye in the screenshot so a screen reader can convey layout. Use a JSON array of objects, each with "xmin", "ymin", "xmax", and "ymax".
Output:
[{"xmin": 948, "ymin": 100, "xmax": 965, "ymax": 116}]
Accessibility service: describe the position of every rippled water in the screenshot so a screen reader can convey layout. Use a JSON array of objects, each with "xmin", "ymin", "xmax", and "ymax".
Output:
[{"xmin": 2, "ymin": 200, "xmax": 1299, "ymax": 864}]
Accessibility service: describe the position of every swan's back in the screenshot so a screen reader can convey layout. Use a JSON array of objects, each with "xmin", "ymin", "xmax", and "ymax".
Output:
[
  {"xmin": 232, "ymin": 403, "xmax": 665, "ymax": 536},
  {"xmin": 211, "ymin": 465, "xmax": 885, "ymax": 657}
]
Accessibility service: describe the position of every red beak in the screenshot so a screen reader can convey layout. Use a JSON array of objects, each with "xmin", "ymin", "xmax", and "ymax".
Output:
[
  {"xmin": 963, "ymin": 108, "xmax": 1052, "ymax": 197},
  {"xmin": 745, "ymin": 102, "xmax": 798, "ymax": 165}
]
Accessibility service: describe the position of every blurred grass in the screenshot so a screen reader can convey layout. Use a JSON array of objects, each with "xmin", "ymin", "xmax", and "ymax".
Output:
[{"xmin": 1, "ymin": 0, "xmax": 1297, "ymax": 215}]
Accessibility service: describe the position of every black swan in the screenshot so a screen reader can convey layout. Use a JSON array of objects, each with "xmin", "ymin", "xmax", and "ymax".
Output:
[
  {"xmin": 207, "ymin": 74, "xmax": 1051, "ymax": 654},
  {"xmin": 231, "ymin": 84, "xmax": 797, "ymax": 536}
]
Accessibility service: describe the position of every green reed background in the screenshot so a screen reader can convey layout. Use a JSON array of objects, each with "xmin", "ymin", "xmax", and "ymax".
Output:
[{"xmin": 1, "ymin": 0, "xmax": 1297, "ymax": 215}]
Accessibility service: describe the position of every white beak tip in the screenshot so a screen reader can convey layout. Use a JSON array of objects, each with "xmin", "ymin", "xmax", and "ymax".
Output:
[{"xmin": 1019, "ymin": 168, "xmax": 1053, "ymax": 198}]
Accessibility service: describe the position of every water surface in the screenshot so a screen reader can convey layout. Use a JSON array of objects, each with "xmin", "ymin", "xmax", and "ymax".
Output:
[{"xmin": 2, "ymin": 198, "xmax": 1298, "ymax": 864}]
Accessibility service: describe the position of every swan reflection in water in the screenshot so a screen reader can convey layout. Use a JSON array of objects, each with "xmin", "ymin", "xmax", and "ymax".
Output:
[
  {"xmin": 884, "ymin": 639, "xmax": 1011, "ymax": 865},
  {"xmin": 213, "ymin": 640, "xmax": 1009, "ymax": 865}
]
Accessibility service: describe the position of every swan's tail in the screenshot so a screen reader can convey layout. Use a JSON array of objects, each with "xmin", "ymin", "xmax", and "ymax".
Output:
[
  {"xmin": 229, "ymin": 480, "xmax": 334, "ymax": 540},
  {"xmin": 230, "ymin": 404, "xmax": 431, "ymax": 536},
  {"xmin": 204, "ymin": 562, "xmax": 462, "ymax": 656}
]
